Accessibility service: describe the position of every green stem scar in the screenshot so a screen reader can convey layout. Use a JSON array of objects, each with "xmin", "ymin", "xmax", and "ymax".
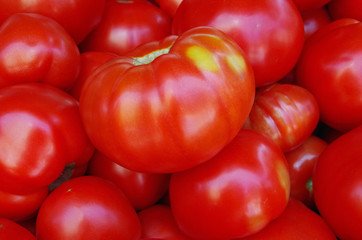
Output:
[{"xmin": 133, "ymin": 47, "xmax": 172, "ymax": 66}]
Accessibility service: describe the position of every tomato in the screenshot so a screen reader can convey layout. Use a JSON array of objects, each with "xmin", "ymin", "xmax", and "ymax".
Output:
[
  {"xmin": 87, "ymin": 151, "xmax": 171, "ymax": 210},
  {"xmin": 0, "ymin": 187, "xmax": 48, "ymax": 221},
  {"xmin": 0, "ymin": 218, "xmax": 36, "ymax": 240},
  {"xmin": 243, "ymin": 83, "xmax": 320, "ymax": 152},
  {"xmin": 80, "ymin": 26, "xmax": 255, "ymax": 173},
  {"xmin": 156, "ymin": 0, "xmax": 182, "ymax": 17},
  {"xmin": 313, "ymin": 125, "xmax": 362, "ymax": 240},
  {"xmin": 68, "ymin": 51, "xmax": 118, "ymax": 100},
  {"xmin": 291, "ymin": 0, "xmax": 330, "ymax": 12},
  {"xmin": 296, "ymin": 19, "xmax": 362, "ymax": 132},
  {"xmin": 79, "ymin": 0, "xmax": 172, "ymax": 55},
  {"xmin": 36, "ymin": 176, "xmax": 141, "ymax": 240},
  {"xmin": 238, "ymin": 198, "xmax": 337, "ymax": 240},
  {"xmin": 138, "ymin": 204, "xmax": 190, "ymax": 239},
  {"xmin": 301, "ymin": 7, "xmax": 332, "ymax": 39},
  {"xmin": 284, "ymin": 135, "xmax": 327, "ymax": 209},
  {"xmin": 169, "ymin": 129, "xmax": 290, "ymax": 239},
  {"xmin": 172, "ymin": 0, "xmax": 305, "ymax": 87},
  {"xmin": 0, "ymin": 0, "xmax": 106, "ymax": 44},
  {"xmin": 0, "ymin": 13, "xmax": 80, "ymax": 90},
  {"xmin": 328, "ymin": 0, "xmax": 362, "ymax": 22},
  {"xmin": 0, "ymin": 83, "xmax": 94, "ymax": 194}
]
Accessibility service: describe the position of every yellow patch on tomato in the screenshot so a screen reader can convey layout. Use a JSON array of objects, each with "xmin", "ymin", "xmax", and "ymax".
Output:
[
  {"xmin": 226, "ymin": 54, "xmax": 247, "ymax": 75},
  {"xmin": 276, "ymin": 160, "xmax": 291, "ymax": 201},
  {"xmin": 186, "ymin": 45, "xmax": 218, "ymax": 71}
]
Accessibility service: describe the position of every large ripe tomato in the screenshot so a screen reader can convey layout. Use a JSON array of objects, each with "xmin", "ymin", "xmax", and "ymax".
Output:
[
  {"xmin": 87, "ymin": 151, "xmax": 170, "ymax": 210},
  {"xmin": 313, "ymin": 125, "xmax": 362, "ymax": 240},
  {"xmin": 0, "ymin": 0, "xmax": 106, "ymax": 44},
  {"xmin": 0, "ymin": 187, "xmax": 48, "ymax": 221},
  {"xmin": 328, "ymin": 0, "xmax": 362, "ymax": 22},
  {"xmin": 0, "ymin": 13, "xmax": 80, "ymax": 90},
  {"xmin": 138, "ymin": 204, "xmax": 190, "ymax": 239},
  {"xmin": 243, "ymin": 83, "xmax": 320, "ymax": 152},
  {"xmin": 172, "ymin": 0, "xmax": 305, "ymax": 87},
  {"xmin": 0, "ymin": 83, "xmax": 94, "ymax": 194},
  {"xmin": 36, "ymin": 176, "xmax": 141, "ymax": 240},
  {"xmin": 296, "ymin": 19, "xmax": 362, "ymax": 132},
  {"xmin": 79, "ymin": 0, "xmax": 172, "ymax": 55},
  {"xmin": 0, "ymin": 218, "xmax": 36, "ymax": 240},
  {"xmin": 284, "ymin": 135, "xmax": 327, "ymax": 209},
  {"xmin": 238, "ymin": 198, "xmax": 337, "ymax": 240},
  {"xmin": 80, "ymin": 26, "xmax": 255, "ymax": 173},
  {"xmin": 169, "ymin": 129, "xmax": 290, "ymax": 239}
]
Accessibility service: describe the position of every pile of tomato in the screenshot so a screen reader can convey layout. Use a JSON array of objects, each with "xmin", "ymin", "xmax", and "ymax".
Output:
[{"xmin": 0, "ymin": 0, "xmax": 361, "ymax": 239}]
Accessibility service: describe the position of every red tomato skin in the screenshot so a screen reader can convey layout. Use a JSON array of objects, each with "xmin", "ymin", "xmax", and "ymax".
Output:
[
  {"xmin": 79, "ymin": 0, "xmax": 172, "ymax": 55},
  {"xmin": 87, "ymin": 151, "xmax": 171, "ymax": 210},
  {"xmin": 328, "ymin": 0, "xmax": 362, "ymax": 22},
  {"xmin": 0, "ymin": 218, "xmax": 36, "ymax": 240},
  {"xmin": 0, "ymin": 13, "xmax": 80, "ymax": 90},
  {"xmin": 0, "ymin": 187, "xmax": 48, "ymax": 221},
  {"xmin": 36, "ymin": 176, "xmax": 141, "ymax": 240},
  {"xmin": 0, "ymin": 83, "xmax": 94, "ymax": 194},
  {"xmin": 0, "ymin": 0, "xmax": 106, "ymax": 43},
  {"xmin": 80, "ymin": 26, "xmax": 255, "ymax": 173},
  {"xmin": 156, "ymin": 0, "xmax": 182, "ymax": 17},
  {"xmin": 138, "ymin": 204, "xmax": 191, "ymax": 239},
  {"xmin": 292, "ymin": 0, "xmax": 330, "ymax": 12},
  {"xmin": 296, "ymin": 20, "xmax": 362, "ymax": 132},
  {"xmin": 68, "ymin": 51, "xmax": 118, "ymax": 100},
  {"xmin": 243, "ymin": 83, "xmax": 320, "ymax": 152},
  {"xmin": 238, "ymin": 198, "xmax": 337, "ymax": 240},
  {"xmin": 172, "ymin": 0, "xmax": 305, "ymax": 87},
  {"xmin": 313, "ymin": 125, "xmax": 362, "ymax": 240},
  {"xmin": 169, "ymin": 129, "xmax": 290, "ymax": 239},
  {"xmin": 284, "ymin": 135, "xmax": 327, "ymax": 209},
  {"xmin": 301, "ymin": 7, "xmax": 332, "ymax": 39}
]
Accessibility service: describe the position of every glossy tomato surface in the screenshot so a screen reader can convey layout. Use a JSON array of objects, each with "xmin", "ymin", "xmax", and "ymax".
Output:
[
  {"xmin": 36, "ymin": 176, "xmax": 141, "ymax": 240},
  {"xmin": 172, "ymin": 0, "xmax": 305, "ymax": 87},
  {"xmin": 243, "ymin": 83, "xmax": 320, "ymax": 152},
  {"xmin": 87, "ymin": 151, "xmax": 170, "ymax": 210},
  {"xmin": 156, "ymin": 0, "xmax": 182, "ymax": 17},
  {"xmin": 301, "ymin": 7, "xmax": 332, "ymax": 39},
  {"xmin": 0, "ymin": 0, "xmax": 106, "ymax": 43},
  {"xmin": 169, "ymin": 129, "xmax": 290, "ymax": 239},
  {"xmin": 238, "ymin": 198, "xmax": 337, "ymax": 240},
  {"xmin": 284, "ymin": 135, "xmax": 327, "ymax": 209},
  {"xmin": 296, "ymin": 19, "xmax": 362, "ymax": 132},
  {"xmin": 0, "ymin": 218, "xmax": 36, "ymax": 240},
  {"xmin": 0, "ymin": 83, "xmax": 94, "ymax": 194},
  {"xmin": 79, "ymin": 0, "xmax": 171, "ymax": 55},
  {"xmin": 0, "ymin": 13, "xmax": 80, "ymax": 90},
  {"xmin": 313, "ymin": 125, "xmax": 362, "ymax": 240},
  {"xmin": 80, "ymin": 26, "xmax": 255, "ymax": 173}
]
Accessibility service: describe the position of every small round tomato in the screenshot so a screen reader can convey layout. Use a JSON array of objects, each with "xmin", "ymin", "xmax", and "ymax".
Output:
[
  {"xmin": 243, "ymin": 83, "xmax": 320, "ymax": 152},
  {"xmin": 0, "ymin": 0, "xmax": 106, "ymax": 43},
  {"xmin": 301, "ymin": 7, "xmax": 332, "ymax": 39},
  {"xmin": 80, "ymin": 26, "xmax": 255, "ymax": 173},
  {"xmin": 0, "ymin": 13, "xmax": 80, "ymax": 90},
  {"xmin": 0, "ymin": 83, "xmax": 94, "ymax": 194},
  {"xmin": 313, "ymin": 125, "xmax": 362, "ymax": 240},
  {"xmin": 296, "ymin": 19, "xmax": 362, "ymax": 132},
  {"xmin": 79, "ymin": 0, "xmax": 172, "ymax": 55},
  {"xmin": 238, "ymin": 198, "xmax": 337, "ymax": 240},
  {"xmin": 0, "ymin": 187, "xmax": 48, "ymax": 221},
  {"xmin": 169, "ymin": 129, "xmax": 290, "ymax": 239},
  {"xmin": 36, "ymin": 176, "xmax": 141, "ymax": 240},
  {"xmin": 172, "ymin": 0, "xmax": 305, "ymax": 87},
  {"xmin": 87, "ymin": 151, "xmax": 171, "ymax": 210},
  {"xmin": 0, "ymin": 218, "xmax": 36, "ymax": 240},
  {"xmin": 284, "ymin": 135, "xmax": 327, "ymax": 209},
  {"xmin": 138, "ymin": 204, "xmax": 190, "ymax": 239}
]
